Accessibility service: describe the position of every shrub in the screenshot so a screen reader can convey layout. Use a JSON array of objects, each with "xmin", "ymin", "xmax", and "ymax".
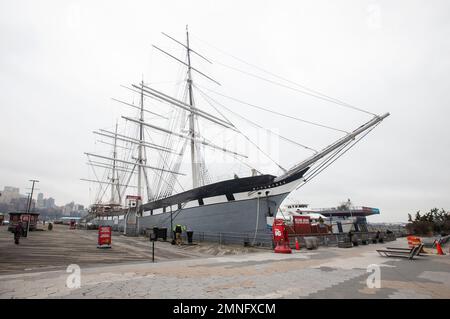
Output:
[{"xmin": 406, "ymin": 208, "xmax": 449, "ymax": 236}]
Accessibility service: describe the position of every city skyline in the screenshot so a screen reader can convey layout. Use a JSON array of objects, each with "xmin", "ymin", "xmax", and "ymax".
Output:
[{"xmin": 0, "ymin": 184, "xmax": 85, "ymax": 209}]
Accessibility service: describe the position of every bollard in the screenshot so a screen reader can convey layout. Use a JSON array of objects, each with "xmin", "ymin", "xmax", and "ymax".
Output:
[{"xmin": 150, "ymin": 232, "xmax": 157, "ymax": 262}]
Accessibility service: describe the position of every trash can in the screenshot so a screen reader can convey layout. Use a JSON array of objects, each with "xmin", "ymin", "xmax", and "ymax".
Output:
[
  {"xmin": 158, "ymin": 227, "xmax": 167, "ymax": 241},
  {"xmin": 187, "ymin": 230, "xmax": 194, "ymax": 244}
]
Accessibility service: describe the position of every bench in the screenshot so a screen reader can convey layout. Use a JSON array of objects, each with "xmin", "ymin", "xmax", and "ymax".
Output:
[{"xmin": 377, "ymin": 244, "xmax": 424, "ymax": 260}]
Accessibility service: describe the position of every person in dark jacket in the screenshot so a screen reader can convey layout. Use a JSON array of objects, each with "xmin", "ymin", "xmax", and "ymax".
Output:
[
  {"xmin": 173, "ymin": 224, "xmax": 186, "ymax": 246},
  {"xmin": 348, "ymin": 230, "xmax": 354, "ymax": 244},
  {"xmin": 14, "ymin": 222, "xmax": 24, "ymax": 245}
]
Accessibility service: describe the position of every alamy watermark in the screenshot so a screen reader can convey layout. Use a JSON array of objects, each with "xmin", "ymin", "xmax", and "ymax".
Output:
[
  {"xmin": 66, "ymin": 264, "xmax": 81, "ymax": 289},
  {"xmin": 366, "ymin": 264, "xmax": 381, "ymax": 289}
]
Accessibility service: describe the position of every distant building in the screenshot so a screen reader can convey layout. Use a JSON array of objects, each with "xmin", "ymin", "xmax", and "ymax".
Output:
[
  {"xmin": 10, "ymin": 196, "xmax": 34, "ymax": 212},
  {"xmin": 37, "ymin": 193, "xmax": 44, "ymax": 208},
  {"xmin": 0, "ymin": 186, "xmax": 20, "ymax": 204},
  {"xmin": 44, "ymin": 197, "xmax": 55, "ymax": 209},
  {"xmin": 63, "ymin": 201, "xmax": 75, "ymax": 216}
]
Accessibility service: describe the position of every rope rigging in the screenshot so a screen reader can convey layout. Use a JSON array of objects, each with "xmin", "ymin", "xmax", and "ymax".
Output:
[
  {"xmin": 195, "ymin": 84, "xmax": 318, "ymax": 154},
  {"xmin": 194, "ymin": 85, "xmax": 288, "ymax": 173},
  {"xmin": 295, "ymin": 122, "xmax": 381, "ymax": 191},
  {"xmin": 197, "ymin": 85, "xmax": 348, "ymax": 134},
  {"xmin": 191, "ymin": 33, "xmax": 378, "ymax": 117}
]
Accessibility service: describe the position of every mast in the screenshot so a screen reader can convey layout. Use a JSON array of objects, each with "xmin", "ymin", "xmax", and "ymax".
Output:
[
  {"xmin": 110, "ymin": 121, "xmax": 118, "ymax": 204},
  {"xmin": 186, "ymin": 25, "xmax": 198, "ymax": 189},
  {"xmin": 137, "ymin": 79, "xmax": 145, "ymax": 201}
]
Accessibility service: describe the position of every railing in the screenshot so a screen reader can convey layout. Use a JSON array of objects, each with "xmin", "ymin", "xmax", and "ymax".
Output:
[
  {"xmin": 287, "ymin": 231, "xmax": 397, "ymax": 248},
  {"xmin": 297, "ymin": 206, "xmax": 376, "ymax": 212},
  {"xmin": 175, "ymin": 230, "xmax": 397, "ymax": 249},
  {"xmin": 180, "ymin": 231, "xmax": 274, "ymax": 248},
  {"xmin": 367, "ymin": 224, "xmax": 407, "ymax": 237}
]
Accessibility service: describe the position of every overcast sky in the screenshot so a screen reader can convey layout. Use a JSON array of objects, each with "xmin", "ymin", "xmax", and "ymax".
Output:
[{"xmin": 1, "ymin": 0, "xmax": 449, "ymax": 222}]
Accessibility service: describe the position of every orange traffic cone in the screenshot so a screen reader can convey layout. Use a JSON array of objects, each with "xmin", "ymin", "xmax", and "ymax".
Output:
[
  {"xmin": 295, "ymin": 237, "xmax": 300, "ymax": 250},
  {"xmin": 436, "ymin": 242, "xmax": 445, "ymax": 255}
]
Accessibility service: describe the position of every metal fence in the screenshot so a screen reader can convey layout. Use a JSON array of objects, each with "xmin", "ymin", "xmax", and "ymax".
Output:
[
  {"xmin": 187, "ymin": 231, "xmax": 274, "ymax": 248},
  {"xmin": 174, "ymin": 230, "xmax": 397, "ymax": 249},
  {"xmin": 367, "ymin": 224, "xmax": 407, "ymax": 237},
  {"xmin": 88, "ymin": 218, "xmax": 402, "ymax": 249},
  {"xmin": 174, "ymin": 232, "xmax": 397, "ymax": 249},
  {"xmin": 287, "ymin": 231, "xmax": 396, "ymax": 248}
]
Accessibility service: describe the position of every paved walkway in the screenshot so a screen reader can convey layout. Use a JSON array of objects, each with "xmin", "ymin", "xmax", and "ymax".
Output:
[
  {"xmin": 1, "ymin": 236, "xmax": 449, "ymax": 299},
  {"xmin": 0, "ymin": 224, "xmax": 254, "ymax": 275}
]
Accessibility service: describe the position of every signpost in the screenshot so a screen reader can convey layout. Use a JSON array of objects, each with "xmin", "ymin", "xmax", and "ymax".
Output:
[
  {"xmin": 97, "ymin": 225, "xmax": 112, "ymax": 248},
  {"xmin": 150, "ymin": 232, "xmax": 157, "ymax": 262}
]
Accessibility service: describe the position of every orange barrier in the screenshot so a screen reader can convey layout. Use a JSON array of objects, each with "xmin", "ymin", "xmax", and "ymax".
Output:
[
  {"xmin": 407, "ymin": 236, "xmax": 421, "ymax": 248},
  {"xmin": 436, "ymin": 242, "xmax": 445, "ymax": 255}
]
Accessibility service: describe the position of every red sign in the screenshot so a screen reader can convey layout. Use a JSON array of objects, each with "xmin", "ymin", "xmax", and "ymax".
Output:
[
  {"xmin": 21, "ymin": 214, "xmax": 30, "ymax": 222},
  {"xmin": 97, "ymin": 226, "xmax": 112, "ymax": 248},
  {"xmin": 293, "ymin": 216, "xmax": 310, "ymax": 224},
  {"xmin": 293, "ymin": 216, "xmax": 312, "ymax": 234}
]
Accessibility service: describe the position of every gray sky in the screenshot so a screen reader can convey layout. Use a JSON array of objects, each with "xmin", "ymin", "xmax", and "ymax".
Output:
[{"xmin": 1, "ymin": 0, "xmax": 449, "ymax": 222}]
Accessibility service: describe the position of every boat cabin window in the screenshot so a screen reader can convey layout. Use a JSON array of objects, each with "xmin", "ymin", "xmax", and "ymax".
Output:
[{"xmin": 198, "ymin": 198, "xmax": 204, "ymax": 206}]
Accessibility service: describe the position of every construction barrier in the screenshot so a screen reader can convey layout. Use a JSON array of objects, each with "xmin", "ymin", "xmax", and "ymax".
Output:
[
  {"xmin": 435, "ymin": 241, "xmax": 445, "ymax": 255},
  {"xmin": 407, "ymin": 235, "xmax": 421, "ymax": 248}
]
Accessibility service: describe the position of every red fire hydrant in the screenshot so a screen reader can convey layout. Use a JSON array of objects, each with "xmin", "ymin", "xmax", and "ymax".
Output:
[{"xmin": 273, "ymin": 219, "xmax": 292, "ymax": 254}]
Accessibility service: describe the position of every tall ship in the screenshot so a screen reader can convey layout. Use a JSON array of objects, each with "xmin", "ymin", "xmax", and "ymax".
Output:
[{"xmin": 82, "ymin": 27, "xmax": 389, "ymax": 243}]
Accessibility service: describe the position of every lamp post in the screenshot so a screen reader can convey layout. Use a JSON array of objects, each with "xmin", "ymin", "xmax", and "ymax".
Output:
[{"xmin": 26, "ymin": 179, "xmax": 39, "ymax": 235}]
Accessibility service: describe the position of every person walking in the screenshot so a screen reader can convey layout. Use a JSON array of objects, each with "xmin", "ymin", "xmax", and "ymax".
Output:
[
  {"xmin": 173, "ymin": 224, "xmax": 186, "ymax": 246},
  {"xmin": 14, "ymin": 222, "xmax": 24, "ymax": 245}
]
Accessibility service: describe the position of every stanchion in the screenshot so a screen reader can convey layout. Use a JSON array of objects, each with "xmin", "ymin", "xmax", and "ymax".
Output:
[{"xmin": 150, "ymin": 232, "xmax": 157, "ymax": 262}]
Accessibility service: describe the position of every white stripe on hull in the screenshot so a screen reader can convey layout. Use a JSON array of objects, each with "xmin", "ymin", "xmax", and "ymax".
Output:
[{"xmin": 142, "ymin": 178, "xmax": 302, "ymax": 214}]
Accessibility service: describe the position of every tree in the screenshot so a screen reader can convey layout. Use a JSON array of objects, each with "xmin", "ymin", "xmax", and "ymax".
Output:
[
  {"xmin": 415, "ymin": 211, "xmax": 421, "ymax": 222},
  {"xmin": 407, "ymin": 208, "xmax": 450, "ymax": 235}
]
